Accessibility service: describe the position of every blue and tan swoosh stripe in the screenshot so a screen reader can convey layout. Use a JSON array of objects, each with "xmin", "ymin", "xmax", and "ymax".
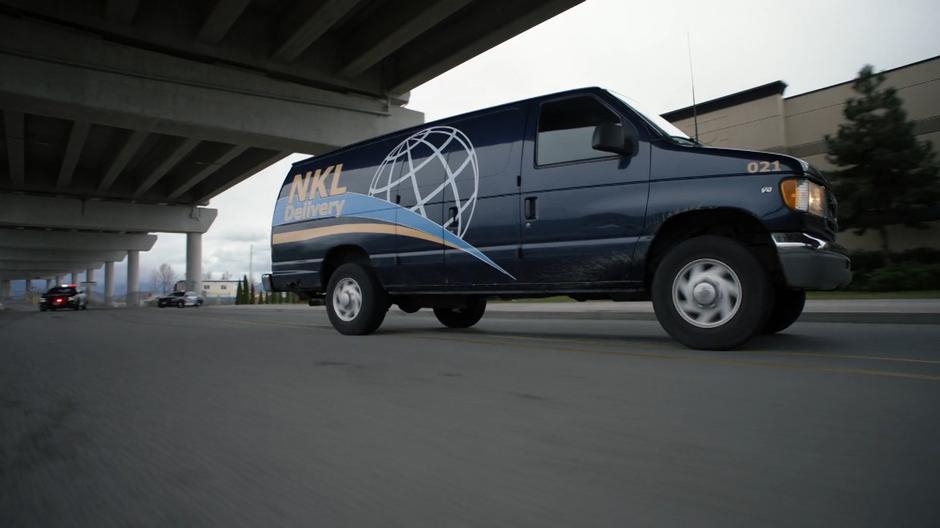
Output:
[
  {"xmin": 273, "ymin": 192, "xmax": 515, "ymax": 279},
  {"xmin": 272, "ymin": 222, "xmax": 462, "ymax": 251}
]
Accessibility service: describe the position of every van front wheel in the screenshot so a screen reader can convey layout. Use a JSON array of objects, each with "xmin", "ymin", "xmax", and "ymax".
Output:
[
  {"xmin": 762, "ymin": 288, "xmax": 805, "ymax": 334},
  {"xmin": 434, "ymin": 298, "xmax": 486, "ymax": 328},
  {"xmin": 326, "ymin": 262, "xmax": 388, "ymax": 335},
  {"xmin": 652, "ymin": 236, "xmax": 773, "ymax": 350}
]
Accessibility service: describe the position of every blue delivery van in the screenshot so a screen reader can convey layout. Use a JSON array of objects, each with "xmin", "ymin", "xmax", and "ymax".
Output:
[{"xmin": 263, "ymin": 87, "xmax": 851, "ymax": 350}]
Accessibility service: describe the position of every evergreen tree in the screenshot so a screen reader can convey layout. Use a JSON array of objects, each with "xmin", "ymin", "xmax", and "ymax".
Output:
[
  {"xmin": 249, "ymin": 283, "xmax": 256, "ymax": 305},
  {"xmin": 235, "ymin": 280, "xmax": 243, "ymax": 305},
  {"xmin": 241, "ymin": 275, "xmax": 250, "ymax": 304},
  {"xmin": 826, "ymin": 65, "xmax": 939, "ymax": 260}
]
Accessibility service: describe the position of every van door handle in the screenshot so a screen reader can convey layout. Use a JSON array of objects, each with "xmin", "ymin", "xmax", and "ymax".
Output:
[
  {"xmin": 524, "ymin": 197, "xmax": 537, "ymax": 220},
  {"xmin": 448, "ymin": 206, "xmax": 459, "ymax": 232}
]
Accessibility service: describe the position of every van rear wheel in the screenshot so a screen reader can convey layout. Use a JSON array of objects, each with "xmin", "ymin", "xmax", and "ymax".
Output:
[
  {"xmin": 325, "ymin": 262, "xmax": 388, "ymax": 335},
  {"xmin": 434, "ymin": 298, "xmax": 486, "ymax": 328},
  {"xmin": 652, "ymin": 235, "xmax": 773, "ymax": 350}
]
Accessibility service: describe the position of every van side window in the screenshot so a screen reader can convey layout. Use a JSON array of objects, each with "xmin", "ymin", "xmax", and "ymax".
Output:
[{"xmin": 537, "ymin": 96, "xmax": 621, "ymax": 166}]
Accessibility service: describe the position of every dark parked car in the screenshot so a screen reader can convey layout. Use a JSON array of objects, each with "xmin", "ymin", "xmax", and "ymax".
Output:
[
  {"xmin": 39, "ymin": 285, "xmax": 87, "ymax": 311},
  {"xmin": 157, "ymin": 291, "xmax": 204, "ymax": 308}
]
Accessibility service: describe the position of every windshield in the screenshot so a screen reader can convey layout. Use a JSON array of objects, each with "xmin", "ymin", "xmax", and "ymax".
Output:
[
  {"xmin": 608, "ymin": 90, "xmax": 692, "ymax": 141},
  {"xmin": 48, "ymin": 287, "xmax": 75, "ymax": 295}
]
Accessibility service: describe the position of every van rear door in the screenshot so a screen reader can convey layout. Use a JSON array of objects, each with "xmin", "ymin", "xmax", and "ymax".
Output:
[
  {"xmin": 442, "ymin": 108, "xmax": 525, "ymax": 287},
  {"xmin": 391, "ymin": 132, "xmax": 447, "ymax": 287},
  {"xmin": 517, "ymin": 93, "xmax": 650, "ymax": 289}
]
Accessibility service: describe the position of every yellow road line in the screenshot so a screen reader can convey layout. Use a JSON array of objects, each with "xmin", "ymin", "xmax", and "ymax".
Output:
[
  {"xmin": 446, "ymin": 331, "xmax": 940, "ymax": 367},
  {"xmin": 756, "ymin": 350, "xmax": 940, "ymax": 366},
  {"xmin": 183, "ymin": 312, "xmax": 940, "ymax": 382},
  {"xmin": 400, "ymin": 333, "xmax": 940, "ymax": 382}
]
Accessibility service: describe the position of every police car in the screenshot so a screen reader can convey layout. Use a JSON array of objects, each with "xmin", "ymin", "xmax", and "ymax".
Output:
[{"xmin": 39, "ymin": 285, "xmax": 87, "ymax": 311}]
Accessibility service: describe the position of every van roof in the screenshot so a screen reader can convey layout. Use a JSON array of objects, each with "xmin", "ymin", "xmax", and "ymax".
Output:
[{"xmin": 292, "ymin": 86, "xmax": 608, "ymax": 166}]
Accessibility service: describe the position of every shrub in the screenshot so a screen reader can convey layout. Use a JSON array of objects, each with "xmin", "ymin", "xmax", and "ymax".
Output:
[
  {"xmin": 863, "ymin": 262, "xmax": 940, "ymax": 291},
  {"xmin": 846, "ymin": 248, "xmax": 940, "ymax": 291}
]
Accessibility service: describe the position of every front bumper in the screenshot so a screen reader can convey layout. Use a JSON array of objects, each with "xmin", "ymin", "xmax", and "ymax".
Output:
[
  {"xmin": 41, "ymin": 298, "xmax": 77, "ymax": 309},
  {"xmin": 773, "ymin": 232, "xmax": 852, "ymax": 290}
]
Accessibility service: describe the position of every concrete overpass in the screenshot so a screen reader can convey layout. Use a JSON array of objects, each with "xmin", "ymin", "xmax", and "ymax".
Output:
[{"xmin": 0, "ymin": 0, "xmax": 583, "ymax": 304}]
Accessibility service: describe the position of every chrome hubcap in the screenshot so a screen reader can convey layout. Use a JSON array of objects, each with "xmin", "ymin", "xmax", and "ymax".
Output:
[
  {"xmin": 332, "ymin": 278, "xmax": 362, "ymax": 322},
  {"xmin": 692, "ymin": 282, "xmax": 717, "ymax": 305},
  {"xmin": 672, "ymin": 258, "xmax": 742, "ymax": 328}
]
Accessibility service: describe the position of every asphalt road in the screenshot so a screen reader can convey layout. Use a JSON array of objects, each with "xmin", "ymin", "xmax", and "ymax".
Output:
[{"xmin": 2, "ymin": 304, "xmax": 939, "ymax": 527}]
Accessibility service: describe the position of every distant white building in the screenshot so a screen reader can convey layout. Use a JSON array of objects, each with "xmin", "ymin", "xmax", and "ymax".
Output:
[{"xmin": 201, "ymin": 280, "xmax": 239, "ymax": 302}]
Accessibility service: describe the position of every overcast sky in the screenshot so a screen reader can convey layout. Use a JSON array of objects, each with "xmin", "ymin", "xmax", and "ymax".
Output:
[{"xmin": 118, "ymin": 0, "xmax": 938, "ymax": 292}]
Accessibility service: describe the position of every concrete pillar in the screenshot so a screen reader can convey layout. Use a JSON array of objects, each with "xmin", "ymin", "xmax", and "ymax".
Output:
[
  {"xmin": 46, "ymin": 279, "xmax": 53, "ymax": 291},
  {"xmin": 25, "ymin": 279, "xmax": 32, "ymax": 297},
  {"xmin": 55, "ymin": 275, "xmax": 61, "ymax": 285},
  {"xmin": 104, "ymin": 261, "xmax": 115, "ymax": 306},
  {"xmin": 186, "ymin": 233, "xmax": 202, "ymax": 294},
  {"xmin": 70, "ymin": 271, "xmax": 80, "ymax": 285},
  {"xmin": 1, "ymin": 279, "xmax": 10, "ymax": 299},
  {"xmin": 85, "ymin": 267, "xmax": 96, "ymax": 305},
  {"xmin": 126, "ymin": 250, "xmax": 139, "ymax": 307}
]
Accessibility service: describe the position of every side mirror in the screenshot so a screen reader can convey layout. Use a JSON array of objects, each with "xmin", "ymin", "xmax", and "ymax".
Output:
[{"xmin": 592, "ymin": 122, "xmax": 638, "ymax": 157}]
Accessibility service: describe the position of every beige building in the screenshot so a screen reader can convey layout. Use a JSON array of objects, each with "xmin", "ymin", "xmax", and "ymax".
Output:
[
  {"xmin": 663, "ymin": 55, "xmax": 940, "ymax": 251},
  {"xmin": 202, "ymin": 280, "xmax": 239, "ymax": 302}
]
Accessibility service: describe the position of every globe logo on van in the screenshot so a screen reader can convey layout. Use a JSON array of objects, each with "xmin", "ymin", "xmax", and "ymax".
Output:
[{"xmin": 369, "ymin": 126, "xmax": 479, "ymax": 239}]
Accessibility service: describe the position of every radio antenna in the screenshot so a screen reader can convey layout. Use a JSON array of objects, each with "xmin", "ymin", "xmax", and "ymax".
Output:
[{"xmin": 686, "ymin": 31, "xmax": 700, "ymax": 142}]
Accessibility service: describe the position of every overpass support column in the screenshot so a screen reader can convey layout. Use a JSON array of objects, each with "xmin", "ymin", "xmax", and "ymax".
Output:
[
  {"xmin": 104, "ymin": 261, "xmax": 115, "ymax": 306},
  {"xmin": 186, "ymin": 233, "xmax": 202, "ymax": 294},
  {"xmin": 85, "ymin": 268, "xmax": 96, "ymax": 305},
  {"xmin": 70, "ymin": 271, "xmax": 80, "ymax": 285},
  {"xmin": 55, "ymin": 275, "xmax": 61, "ymax": 285},
  {"xmin": 1, "ymin": 279, "xmax": 10, "ymax": 299},
  {"xmin": 25, "ymin": 279, "xmax": 32, "ymax": 298},
  {"xmin": 126, "ymin": 250, "xmax": 139, "ymax": 308},
  {"xmin": 46, "ymin": 279, "xmax": 52, "ymax": 291}
]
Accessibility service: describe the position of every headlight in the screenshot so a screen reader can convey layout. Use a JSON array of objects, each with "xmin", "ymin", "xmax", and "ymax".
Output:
[{"xmin": 780, "ymin": 179, "xmax": 826, "ymax": 217}]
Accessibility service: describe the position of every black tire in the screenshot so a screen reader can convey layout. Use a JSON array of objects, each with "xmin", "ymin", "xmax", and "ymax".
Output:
[
  {"xmin": 652, "ymin": 235, "xmax": 773, "ymax": 350},
  {"xmin": 433, "ymin": 297, "xmax": 487, "ymax": 328},
  {"xmin": 81, "ymin": 303, "xmax": 87, "ymax": 310},
  {"xmin": 762, "ymin": 288, "xmax": 806, "ymax": 334},
  {"xmin": 325, "ymin": 262, "xmax": 388, "ymax": 335},
  {"xmin": 177, "ymin": 300, "xmax": 185, "ymax": 308},
  {"xmin": 39, "ymin": 306, "xmax": 46, "ymax": 312}
]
